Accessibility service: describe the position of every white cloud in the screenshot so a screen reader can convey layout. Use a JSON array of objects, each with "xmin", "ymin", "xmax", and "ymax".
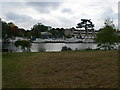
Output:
[{"xmin": 1, "ymin": 0, "xmax": 119, "ymax": 30}]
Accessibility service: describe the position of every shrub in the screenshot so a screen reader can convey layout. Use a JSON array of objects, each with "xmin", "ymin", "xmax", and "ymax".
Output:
[
  {"xmin": 61, "ymin": 46, "xmax": 72, "ymax": 51},
  {"xmin": 85, "ymin": 47, "xmax": 92, "ymax": 50},
  {"xmin": 14, "ymin": 40, "xmax": 31, "ymax": 52},
  {"xmin": 38, "ymin": 48, "xmax": 46, "ymax": 52}
]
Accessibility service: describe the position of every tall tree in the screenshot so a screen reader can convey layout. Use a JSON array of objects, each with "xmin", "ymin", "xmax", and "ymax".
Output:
[
  {"xmin": 95, "ymin": 19, "xmax": 119, "ymax": 50},
  {"xmin": 2, "ymin": 21, "xmax": 10, "ymax": 38},
  {"xmin": 49, "ymin": 28, "xmax": 65, "ymax": 38},
  {"xmin": 31, "ymin": 23, "xmax": 49, "ymax": 38},
  {"xmin": 2, "ymin": 21, "xmax": 24, "ymax": 38}
]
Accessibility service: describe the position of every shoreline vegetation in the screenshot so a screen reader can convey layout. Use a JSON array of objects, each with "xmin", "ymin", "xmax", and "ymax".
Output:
[{"xmin": 3, "ymin": 50, "xmax": 118, "ymax": 88}]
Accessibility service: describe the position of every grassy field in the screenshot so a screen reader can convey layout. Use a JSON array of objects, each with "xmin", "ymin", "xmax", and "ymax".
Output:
[{"xmin": 2, "ymin": 50, "xmax": 118, "ymax": 88}]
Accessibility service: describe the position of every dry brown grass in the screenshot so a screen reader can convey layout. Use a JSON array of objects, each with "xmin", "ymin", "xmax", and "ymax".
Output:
[{"xmin": 2, "ymin": 50, "xmax": 118, "ymax": 88}]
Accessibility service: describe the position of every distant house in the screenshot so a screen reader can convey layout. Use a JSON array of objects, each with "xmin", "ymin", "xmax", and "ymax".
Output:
[
  {"xmin": 64, "ymin": 28, "xmax": 99, "ymax": 39},
  {"xmin": 41, "ymin": 32, "xmax": 53, "ymax": 39},
  {"xmin": 73, "ymin": 29, "xmax": 81, "ymax": 38},
  {"xmin": 75, "ymin": 28, "xmax": 98, "ymax": 39},
  {"xmin": 64, "ymin": 28, "xmax": 74, "ymax": 37}
]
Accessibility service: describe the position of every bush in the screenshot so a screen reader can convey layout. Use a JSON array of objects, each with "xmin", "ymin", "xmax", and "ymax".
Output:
[
  {"xmin": 14, "ymin": 40, "xmax": 31, "ymax": 52},
  {"xmin": 95, "ymin": 19, "xmax": 119, "ymax": 50},
  {"xmin": 61, "ymin": 46, "xmax": 72, "ymax": 51},
  {"xmin": 38, "ymin": 48, "xmax": 46, "ymax": 52},
  {"xmin": 85, "ymin": 47, "xmax": 92, "ymax": 50}
]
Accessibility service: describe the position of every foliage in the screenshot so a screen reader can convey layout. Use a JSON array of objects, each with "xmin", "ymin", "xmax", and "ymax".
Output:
[
  {"xmin": 31, "ymin": 23, "xmax": 49, "ymax": 38},
  {"xmin": 2, "ymin": 21, "xmax": 25, "ymax": 38},
  {"xmin": 49, "ymin": 29, "xmax": 59, "ymax": 38},
  {"xmin": 85, "ymin": 47, "xmax": 92, "ymax": 50},
  {"xmin": 14, "ymin": 40, "xmax": 31, "ymax": 52},
  {"xmin": 2, "ymin": 20, "xmax": 65, "ymax": 39},
  {"xmin": 2, "ymin": 21, "xmax": 11, "ymax": 38},
  {"xmin": 32, "ymin": 23, "xmax": 49, "ymax": 32},
  {"xmin": 49, "ymin": 28, "xmax": 64, "ymax": 38},
  {"xmin": 95, "ymin": 19, "xmax": 119, "ymax": 50}
]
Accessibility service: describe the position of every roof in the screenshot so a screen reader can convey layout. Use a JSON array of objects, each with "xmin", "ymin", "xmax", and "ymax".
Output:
[{"xmin": 41, "ymin": 32, "xmax": 52, "ymax": 35}]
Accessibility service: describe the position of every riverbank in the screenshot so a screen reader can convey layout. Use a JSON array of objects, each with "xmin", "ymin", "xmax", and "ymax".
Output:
[{"xmin": 2, "ymin": 50, "xmax": 118, "ymax": 88}]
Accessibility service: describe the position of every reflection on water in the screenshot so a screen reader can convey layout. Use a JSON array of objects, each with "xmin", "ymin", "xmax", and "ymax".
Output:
[
  {"xmin": 3, "ymin": 43, "xmax": 98, "ymax": 52},
  {"xmin": 31, "ymin": 43, "xmax": 97, "ymax": 52},
  {"xmin": 2, "ymin": 43, "xmax": 22, "ymax": 52},
  {"xmin": 3, "ymin": 42, "xmax": 120, "ymax": 52}
]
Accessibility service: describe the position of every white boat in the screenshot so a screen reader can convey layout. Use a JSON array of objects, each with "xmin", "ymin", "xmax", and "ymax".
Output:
[
  {"xmin": 33, "ymin": 38, "xmax": 47, "ymax": 43},
  {"xmin": 33, "ymin": 38, "xmax": 83, "ymax": 43},
  {"xmin": 83, "ymin": 38, "xmax": 95, "ymax": 43},
  {"xmin": 10, "ymin": 37, "xmax": 30, "ymax": 43},
  {"xmin": 33, "ymin": 38, "xmax": 64, "ymax": 43},
  {"xmin": 65, "ymin": 37, "xmax": 83, "ymax": 43}
]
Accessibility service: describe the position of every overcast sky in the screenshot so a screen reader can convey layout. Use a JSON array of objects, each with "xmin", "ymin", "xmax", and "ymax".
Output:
[{"xmin": 1, "ymin": 0, "xmax": 119, "ymax": 30}]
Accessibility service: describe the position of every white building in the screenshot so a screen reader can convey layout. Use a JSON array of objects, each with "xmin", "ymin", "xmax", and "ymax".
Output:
[{"xmin": 64, "ymin": 28, "xmax": 99, "ymax": 39}]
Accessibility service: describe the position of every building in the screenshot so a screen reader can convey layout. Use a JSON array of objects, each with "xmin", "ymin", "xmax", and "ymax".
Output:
[
  {"xmin": 64, "ymin": 28, "xmax": 99, "ymax": 39},
  {"xmin": 78, "ymin": 29, "xmax": 98, "ymax": 38},
  {"xmin": 64, "ymin": 28, "xmax": 74, "ymax": 37}
]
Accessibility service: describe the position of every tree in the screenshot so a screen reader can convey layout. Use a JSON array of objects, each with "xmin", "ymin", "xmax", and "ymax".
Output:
[
  {"xmin": 2, "ymin": 21, "xmax": 25, "ymax": 38},
  {"xmin": 61, "ymin": 46, "xmax": 72, "ymax": 51},
  {"xmin": 49, "ymin": 28, "xmax": 65, "ymax": 38},
  {"xmin": 2, "ymin": 21, "xmax": 10, "ymax": 38},
  {"xmin": 8, "ymin": 22, "xmax": 19, "ymax": 37},
  {"xmin": 24, "ymin": 30, "xmax": 31, "ymax": 38},
  {"xmin": 31, "ymin": 23, "xmax": 49, "ymax": 38},
  {"xmin": 14, "ymin": 40, "xmax": 31, "ymax": 52},
  {"xmin": 76, "ymin": 19, "xmax": 95, "ymax": 38},
  {"xmin": 49, "ymin": 28, "xmax": 59, "ymax": 38},
  {"xmin": 95, "ymin": 19, "xmax": 119, "ymax": 50}
]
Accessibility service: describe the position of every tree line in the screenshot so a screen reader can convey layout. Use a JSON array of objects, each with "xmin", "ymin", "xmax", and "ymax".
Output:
[{"xmin": 1, "ymin": 20, "xmax": 65, "ymax": 39}]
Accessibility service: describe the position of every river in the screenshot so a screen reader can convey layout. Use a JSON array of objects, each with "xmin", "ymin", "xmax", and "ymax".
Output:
[
  {"xmin": 31, "ymin": 43, "xmax": 97, "ymax": 52},
  {"xmin": 2, "ymin": 43, "xmax": 98, "ymax": 52}
]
